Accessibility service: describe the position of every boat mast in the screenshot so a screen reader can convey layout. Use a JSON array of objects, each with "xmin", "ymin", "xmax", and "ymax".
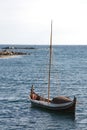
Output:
[{"xmin": 48, "ymin": 21, "xmax": 52, "ymax": 101}]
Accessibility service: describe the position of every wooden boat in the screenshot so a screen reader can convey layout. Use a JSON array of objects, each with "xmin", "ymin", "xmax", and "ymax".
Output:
[{"xmin": 29, "ymin": 21, "xmax": 76, "ymax": 113}]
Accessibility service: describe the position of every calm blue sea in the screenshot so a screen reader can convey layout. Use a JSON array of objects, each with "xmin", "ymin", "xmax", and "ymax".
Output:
[{"xmin": 0, "ymin": 45, "xmax": 87, "ymax": 130}]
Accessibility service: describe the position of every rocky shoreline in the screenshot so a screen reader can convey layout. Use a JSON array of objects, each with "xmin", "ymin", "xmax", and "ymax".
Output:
[{"xmin": 0, "ymin": 50, "xmax": 30, "ymax": 58}]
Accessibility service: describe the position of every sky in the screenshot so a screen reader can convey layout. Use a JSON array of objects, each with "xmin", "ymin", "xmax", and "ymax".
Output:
[{"xmin": 0, "ymin": 0, "xmax": 87, "ymax": 45}]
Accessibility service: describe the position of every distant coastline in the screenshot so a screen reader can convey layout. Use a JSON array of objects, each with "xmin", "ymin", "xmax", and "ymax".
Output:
[
  {"xmin": 0, "ymin": 46, "xmax": 32, "ymax": 58},
  {"xmin": 1, "ymin": 46, "xmax": 35, "ymax": 50}
]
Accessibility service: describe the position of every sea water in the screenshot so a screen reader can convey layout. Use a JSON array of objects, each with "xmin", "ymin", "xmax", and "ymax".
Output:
[{"xmin": 0, "ymin": 45, "xmax": 87, "ymax": 130}]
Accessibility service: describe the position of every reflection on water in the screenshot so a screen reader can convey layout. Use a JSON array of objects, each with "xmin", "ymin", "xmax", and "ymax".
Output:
[{"xmin": 29, "ymin": 105, "xmax": 76, "ymax": 130}]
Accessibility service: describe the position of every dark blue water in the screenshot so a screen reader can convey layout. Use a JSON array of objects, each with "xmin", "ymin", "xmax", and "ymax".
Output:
[{"xmin": 0, "ymin": 45, "xmax": 87, "ymax": 130}]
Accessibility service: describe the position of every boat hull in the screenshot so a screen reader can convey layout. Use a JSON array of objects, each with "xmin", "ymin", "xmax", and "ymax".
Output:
[{"xmin": 30, "ymin": 96, "xmax": 76, "ymax": 113}]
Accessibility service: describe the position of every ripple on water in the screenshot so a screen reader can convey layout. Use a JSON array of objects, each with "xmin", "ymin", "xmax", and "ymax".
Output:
[{"xmin": 0, "ymin": 45, "xmax": 87, "ymax": 130}]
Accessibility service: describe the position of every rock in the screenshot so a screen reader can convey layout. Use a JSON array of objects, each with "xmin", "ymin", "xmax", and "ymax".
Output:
[{"xmin": 0, "ymin": 50, "xmax": 30, "ymax": 57}]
